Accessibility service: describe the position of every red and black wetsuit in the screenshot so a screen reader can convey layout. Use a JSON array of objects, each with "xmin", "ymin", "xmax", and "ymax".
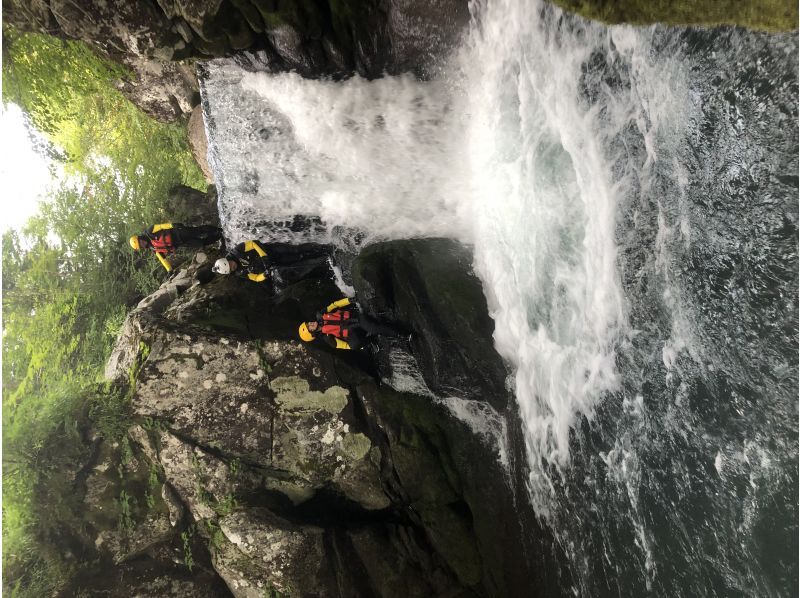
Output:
[
  {"xmin": 315, "ymin": 298, "xmax": 406, "ymax": 350},
  {"xmin": 143, "ymin": 224, "xmax": 222, "ymax": 254}
]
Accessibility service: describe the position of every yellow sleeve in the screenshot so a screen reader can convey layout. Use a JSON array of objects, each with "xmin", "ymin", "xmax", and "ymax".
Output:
[
  {"xmin": 326, "ymin": 298, "xmax": 351, "ymax": 312},
  {"xmin": 151, "ymin": 223, "xmax": 174, "ymax": 233},
  {"xmin": 247, "ymin": 272, "xmax": 267, "ymax": 282},
  {"xmin": 243, "ymin": 240, "xmax": 267, "ymax": 258},
  {"xmin": 155, "ymin": 252, "xmax": 172, "ymax": 272},
  {"xmin": 334, "ymin": 338, "xmax": 352, "ymax": 350}
]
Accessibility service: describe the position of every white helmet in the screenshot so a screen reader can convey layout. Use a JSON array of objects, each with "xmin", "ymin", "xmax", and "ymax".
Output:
[{"xmin": 212, "ymin": 258, "xmax": 231, "ymax": 275}]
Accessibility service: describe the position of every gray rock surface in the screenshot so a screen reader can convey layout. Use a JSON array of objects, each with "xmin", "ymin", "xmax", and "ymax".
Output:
[
  {"xmin": 64, "ymin": 238, "xmax": 547, "ymax": 596},
  {"xmin": 188, "ymin": 106, "xmax": 214, "ymax": 182}
]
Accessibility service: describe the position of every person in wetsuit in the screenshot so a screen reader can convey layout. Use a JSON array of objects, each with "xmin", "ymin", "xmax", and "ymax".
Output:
[
  {"xmin": 298, "ymin": 297, "xmax": 407, "ymax": 350},
  {"xmin": 130, "ymin": 223, "xmax": 223, "ymax": 272},
  {"xmin": 211, "ymin": 239, "xmax": 331, "ymax": 284}
]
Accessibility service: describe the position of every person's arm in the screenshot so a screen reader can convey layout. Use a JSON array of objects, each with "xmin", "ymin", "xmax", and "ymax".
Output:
[
  {"xmin": 241, "ymin": 240, "xmax": 270, "ymax": 277},
  {"xmin": 326, "ymin": 297, "xmax": 351, "ymax": 313},
  {"xmin": 345, "ymin": 330, "xmax": 366, "ymax": 350},
  {"xmin": 226, "ymin": 241, "xmax": 246, "ymax": 261},
  {"xmin": 155, "ymin": 252, "xmax": 172, "ymax": 272},
  {"xmin": 243, "ymin": 240, "xmax": 268, "ymax": 258},
  {"xmin": 151, "ymin": 223, "xmax": 174, "ymax": 233}
]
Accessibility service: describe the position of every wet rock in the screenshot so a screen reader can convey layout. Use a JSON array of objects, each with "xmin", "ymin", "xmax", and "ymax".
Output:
[
  {"xmin": 188, "ymin": 106, "xmax": 214, "ymax": 182},
  {"xmin": 157, "ymin": 431, "xmax": 258, "ymax": 521},
  {"xmin": 59, "ymin": 557, "xmax": 230, "ymax": 597},
  {"xmin": 83, "ymin": 439, "xmax": 176, "ymax": 564},
  {"xmin": 134, "ymin": 331, "xmax": 274, "ymax": 462},
  {"xmin": 352, "ymin": 238, "xmax": 510, "ymax": 409},
  {"xmin": 128, "ymin": 424, "xmax": 159, "ymax": 464},
  {"xmin": 162, "ymin": 483, "xmax": 186, "ymax": 527},
  {"xmin": 166, "ymin": 185, "xmax": 220, "ymax": 225}
]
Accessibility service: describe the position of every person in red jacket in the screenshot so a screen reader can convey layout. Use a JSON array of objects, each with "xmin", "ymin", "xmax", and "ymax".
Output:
[
  {"xmin": 130, "ymin": 223, "xmax": 223, "ymax": 271},
  {"xmin": 298, "ymin": 298, "xmax": 407, "ymax": 350}
]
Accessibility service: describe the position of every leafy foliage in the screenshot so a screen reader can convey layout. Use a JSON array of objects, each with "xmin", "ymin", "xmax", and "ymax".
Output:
[
  {"xmin": 551, "ymin": 0, "xmax": 798, "ymax": 31},
  {"xmin": 2, "ymin": 27, "xmax": 208, "ymax": 597}
]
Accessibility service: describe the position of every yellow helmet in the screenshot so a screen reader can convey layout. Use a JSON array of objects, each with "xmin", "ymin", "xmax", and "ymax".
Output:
[
  {"xmin": 298, "ymin": 322, "xmax": 315, "ymax": 342},
  {"xmin": 129, "ymin": 235, "xmax": 141, "ymax": 250}
]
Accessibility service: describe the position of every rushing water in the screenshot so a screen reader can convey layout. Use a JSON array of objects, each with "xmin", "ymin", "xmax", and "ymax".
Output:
[{"xmin": 200, "ymin": 1, "xmax": 798, "ymax": 595}]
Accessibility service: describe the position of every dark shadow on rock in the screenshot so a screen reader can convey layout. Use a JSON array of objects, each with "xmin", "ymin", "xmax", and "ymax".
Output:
[{"xmin": 352, "ymin": 238, "xmax": 510, "ymax": 410}]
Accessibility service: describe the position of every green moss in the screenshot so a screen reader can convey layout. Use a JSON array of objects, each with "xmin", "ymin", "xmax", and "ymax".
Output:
[
  {"xmin": 339, "ymin": 433, "xmax": 371, "ymax": 461},
  {"xmin": 270, "ymin": 376, "xmax": 348, "ymax": 415},
  {"xmin": 550, "ymin": 0, "xmax": 798, "ymax": 31}
]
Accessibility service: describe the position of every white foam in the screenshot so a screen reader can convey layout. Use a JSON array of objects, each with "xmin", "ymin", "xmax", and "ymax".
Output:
[
  {"xmin": 201, "ymin": 0, "xmax": 688, "ymax": 518},
  {"xmin": 329, "ymin": 259, "xmax": 355, "ymax": 297}
]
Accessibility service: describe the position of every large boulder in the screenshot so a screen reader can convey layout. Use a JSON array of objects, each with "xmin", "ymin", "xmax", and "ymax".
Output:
[
  {"xmin": 89, "ymin": 238, "xmax": 554, "ymax": 596},
  {"xmin": 352, "ymin": 238, "xmax": 511, "ymax": 409},
  {"xmin": 114, "ymin": 57, "xmax": 199, "ymax": 123}
]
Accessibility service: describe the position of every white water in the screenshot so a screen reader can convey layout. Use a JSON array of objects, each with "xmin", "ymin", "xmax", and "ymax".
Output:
[
  {"xmin": 204, "ymin": 0, "xmax": 685, "ymax": 507},
  {"xmin": 202, "ymin": 2, "xmax": 798, "ymax": 592}
]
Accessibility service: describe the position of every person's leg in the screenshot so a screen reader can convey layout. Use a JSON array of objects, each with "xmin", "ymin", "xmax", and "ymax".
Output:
[
  {"xmin": 176, "ymin": 226, "xmax": 223, "ymax": 247},
  {"xmin": 345, "ymin": 329, "xmax": 368, "ymax": 350},
  {"xmin": 267, "ymin": 243, "xmax": 331, "ymax": 266},
  {"xmin": 358, "ymin": 314, "xmax": 408, "ymax": 337},
  {"xmin": 271, "ymin": 258, "xmax": 329, "ymax": 285},
  {"xmin": 193, "ymin": 225, "xmax": 223, "ymax": 245}
]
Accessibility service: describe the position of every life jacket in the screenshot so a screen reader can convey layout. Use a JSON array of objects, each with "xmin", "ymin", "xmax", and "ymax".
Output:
[
  {"xmin": 147, "ymin": 224, "xmax": 176, "ymax": 254},
  {"xmin": 320, "ymin": 309, "xmax": 353, "ymax": 338}
]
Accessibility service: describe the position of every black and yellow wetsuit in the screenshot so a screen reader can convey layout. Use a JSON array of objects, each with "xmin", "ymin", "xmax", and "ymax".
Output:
[{"xmin": 227, "ymin": 240, "xmax": 331, "ymax": 283}]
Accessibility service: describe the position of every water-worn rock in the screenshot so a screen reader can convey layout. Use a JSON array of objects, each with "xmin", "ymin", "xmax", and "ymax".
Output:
[
  {"xmin": 352, "ymin": 238, "xmax": 511, "ymax": 409},
  {"xmin": 114, "ymin": 57, "xmax": 199, "ymax": 122},
  {"xmin": 164, "ymin": 185, "xmax": 220, "ymax": 226}
]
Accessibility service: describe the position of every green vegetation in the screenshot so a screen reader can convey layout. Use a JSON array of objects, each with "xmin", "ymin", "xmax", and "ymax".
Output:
[
  {"xmin": 551, "ymin": 0, "xmax": 798, "ymax": 31},
  {"xmin": 2, "ymin": 27, "xmax": 207, "ymax": 596},
  {"xmin": 181, "ymin": 525, "xmax": 196, "ymax": 571}
]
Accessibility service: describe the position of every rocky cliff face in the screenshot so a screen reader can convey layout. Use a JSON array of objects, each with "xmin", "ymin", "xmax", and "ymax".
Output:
[
  {"xmin": 66, "ymin": 238, "xmax": 549, "ymax": 596},
  {"xmin": 4, "ymin": 0, "xmax": 470, "ymax": 121}
]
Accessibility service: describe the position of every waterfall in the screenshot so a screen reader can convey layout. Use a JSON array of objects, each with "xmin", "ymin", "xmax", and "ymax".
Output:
[{"xmin": 200, "ymin": 1, "xmax": 798, "ymax": 594}]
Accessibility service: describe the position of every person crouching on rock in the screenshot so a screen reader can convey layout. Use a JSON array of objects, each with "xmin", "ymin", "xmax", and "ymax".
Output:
[
  {"xmin": 212, "ymin": 239, "xmax": 331, "ymax": 284},
  {"xmin": 130, "ymin": 223, "xmax": 223, "ymax": 272},
  {"xmin": 298, "ymin": 297, "xmax": 408, "ymax": 350}
]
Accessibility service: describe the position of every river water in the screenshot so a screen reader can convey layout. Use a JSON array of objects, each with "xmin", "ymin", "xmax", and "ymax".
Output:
[{"xmin": 200, "ymin": 1, "xmax": 798, "ymax": 595}]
